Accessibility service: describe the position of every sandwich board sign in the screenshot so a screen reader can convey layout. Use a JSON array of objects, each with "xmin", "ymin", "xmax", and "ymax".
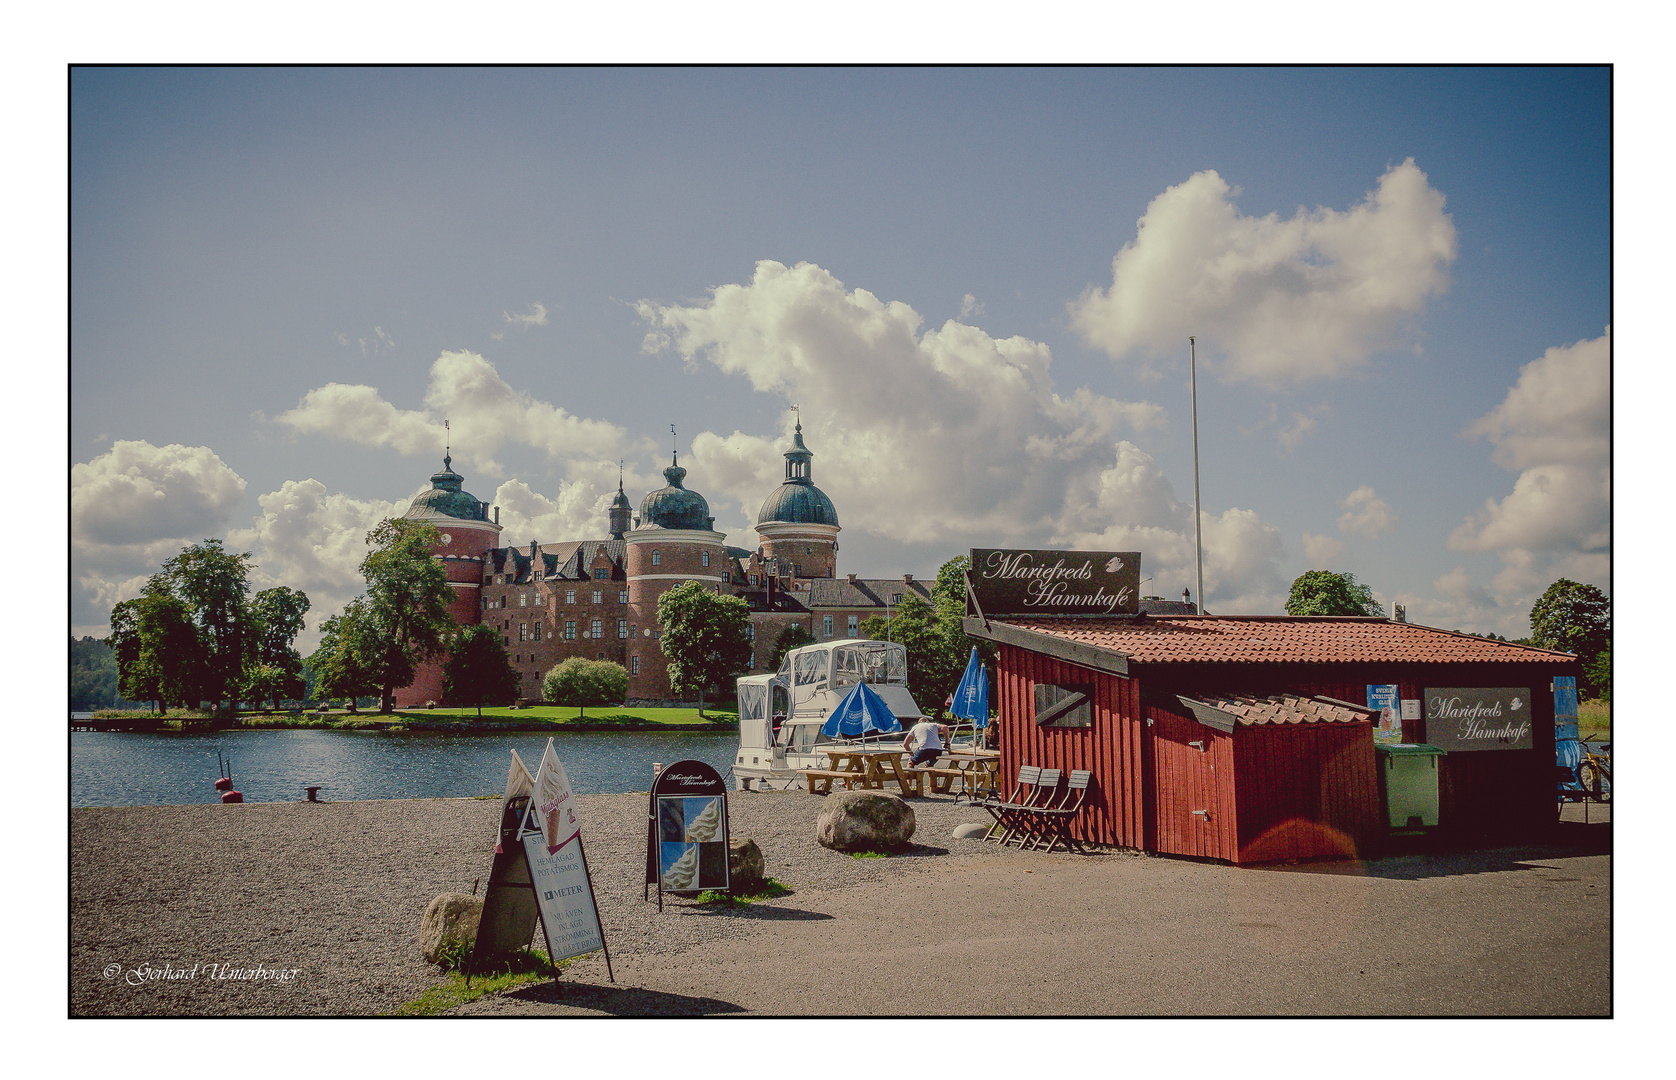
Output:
[
  {"xmin": 643, "ymin": 759, "xmax": 730, "ymax": 911},
  {"xmin": 467, "ymin": 740, "xmax": 612, "ymax": 984}
]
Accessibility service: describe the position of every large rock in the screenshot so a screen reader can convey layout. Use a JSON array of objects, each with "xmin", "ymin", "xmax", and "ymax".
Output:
[
  {"xmin": 419, "ymin": 893, "xmax": 483, "ymax": 965},
  {"xmin": 815, "ymin": 791, "xmax": 916, "ymax": 852},
  {"xmin": 729, "ymin": 837, "xmax": 767, "ymax": 892}
]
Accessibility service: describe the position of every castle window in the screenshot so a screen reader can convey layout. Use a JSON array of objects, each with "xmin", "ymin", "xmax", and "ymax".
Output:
[
  {"xmin": 749, "ymin": 574, "xmax": 757, "ymax": 586},
  {"xmin": 591, "ymin": 618, "xmax": 603, "ymax": 639},
  {"xmin": 593, "ymin": 567, "xmax": 607, "ymax": 580},
  {"xmin": 565, "ymin": 590, "xmax": 575, "ymax": 605},
  {"xmin": 519, "ymin": 623, "xmax": 527, "ymax": 642},
  {"xmin": 564, "ymin": 621, "xmax": 576, "ymax": 640},
  {"xmin": 631, "ymin": 656, "xmax": 640, "ymax": 676},
  {"xmin": 746, "ymin": 624, "xmax": 755, "ymax": 641},
  {"xmin": 652, "ymin": 629, "xmax": 662, "ymax": 641},
  {"xmin": 485, "ymin": 575, "xmax": 493, "ymax": 585},
  {"xmin": 822, "ymin": 615, "xmax": 833, "ymax": 638},
  {"xmin": 701, "ymin": 551, "xmax": 710, "ymax": 567},
  {"xmin": 619, "ymin": 589, "xmax": 628, "ymax": 603},
  {"xmin": 520, "ymin": 593, "xmax": 527, "ymax": 607},
  {"xmin": 847, "ymin": 615, "xmax": 858, "ymax": 638},
  {"xmin": 592, "ymin": 590, "xmax": 602, "ymax": 604},
  {"xmin": 651, "ymin": 550, "xmax": 661, "ymax": 566},
  {"xmin": 533, "ymin": 622, "xmax": 542, "ymax": 642},
  {"xmin": 722, "ymin": 571, "xmax": 730, "ymax": 583},
  {"xmin": 618, "ymin": 619, "xmax": 628, "ymax": 639}
]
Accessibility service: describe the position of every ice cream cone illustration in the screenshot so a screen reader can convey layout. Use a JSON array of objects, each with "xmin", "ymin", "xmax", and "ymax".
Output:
[
  {"xmin": 662, "ymin": 845, "xmax": 699, "ymax": 891},
  {"xmin": 684, "ymin": 799, "xmax": 722, "ymax": 843}
]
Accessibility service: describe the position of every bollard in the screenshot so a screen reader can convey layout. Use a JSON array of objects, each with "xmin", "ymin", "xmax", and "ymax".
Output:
[
  {"xmin": 221, "ymin": 790, "xmax": 243, "ymax": 803},
  {"xmin": 305, "ymin": 786, "xmax": 322, "ymax": 802}
]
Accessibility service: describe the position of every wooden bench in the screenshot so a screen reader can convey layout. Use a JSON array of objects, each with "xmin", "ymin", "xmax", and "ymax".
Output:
[
  {"xmin": 922, "ymin": 767, "xmax": 969, "ymax": 795},
  {"xmin": 803, "ymin": 769, "xmax": 862, "ymax": 794}
]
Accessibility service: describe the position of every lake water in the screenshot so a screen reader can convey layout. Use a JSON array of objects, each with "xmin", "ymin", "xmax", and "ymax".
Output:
[{"xmin": 70, "ymin": 728, "xmax": 739, "ymax": 807}]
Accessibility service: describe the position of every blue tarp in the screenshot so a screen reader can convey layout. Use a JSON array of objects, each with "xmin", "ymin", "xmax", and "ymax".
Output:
[
  {"xmin": 949, "ymin": 647, "xmax": 990, "ymax": 728},
  {"xmin": 821, "ymin": 681, "xmax": 903, "ymax": 739}
]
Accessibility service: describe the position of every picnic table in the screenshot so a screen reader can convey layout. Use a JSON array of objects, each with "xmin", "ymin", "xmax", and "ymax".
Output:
[
  {"xmin": 804, "ymin": 746, "xmax": 925, "ymax": 797},
  {"xmin": 925, "ymin": 749, "xmax": 1000, "ymax": 801}
]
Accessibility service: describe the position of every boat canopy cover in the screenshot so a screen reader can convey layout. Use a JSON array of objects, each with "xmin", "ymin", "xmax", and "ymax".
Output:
[{"xmin": 820, "ymin": 681, "xmax": 904, "ymax": 739}]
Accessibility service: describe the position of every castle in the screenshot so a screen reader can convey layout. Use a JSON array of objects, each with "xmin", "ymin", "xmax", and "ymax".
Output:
[{"xmin": 394, "ymin": 424, "xmax": 934, "ymax": 707}]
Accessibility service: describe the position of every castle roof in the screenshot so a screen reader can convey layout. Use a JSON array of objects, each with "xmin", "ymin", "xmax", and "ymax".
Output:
[
  {"xmin": 757, "ymin": 423, "xmax": 839, "ymax": 528},
  {"xmin": 637, "ymin": 455, "xmax": 716, "ymax": 532},
  {"xmin": 405, "ymin": 455, "xmax": 492, "ymax": 522}
]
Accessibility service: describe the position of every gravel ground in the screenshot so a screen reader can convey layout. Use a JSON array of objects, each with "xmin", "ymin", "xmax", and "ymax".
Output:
[
  {"xmin": 70, "ymin": 787, "xmax": 1004, "ymax": 1017},
  {"xmin": 71, "ymin": 789, "xmax": 1611, "ymax": 1017}
]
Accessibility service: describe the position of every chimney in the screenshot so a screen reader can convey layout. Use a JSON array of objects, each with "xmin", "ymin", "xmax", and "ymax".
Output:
[
  {"xmin": 903, "ymin": 574, "xmax": 913, "ymax": 583},
  {"xmin": 493, "ymin": 506, "xmax": 500, "ymax": 525},
  {"xmin": 1183, "ymin": 587, "xmax": 1191, "ymax": 605},
  {"xmin": 847, "ymin": 573, "xmax": 857, "ymax": 585},
  {"xmin": 1393, "ymin": 603, "xmax": 1407, "ymax": 623}
]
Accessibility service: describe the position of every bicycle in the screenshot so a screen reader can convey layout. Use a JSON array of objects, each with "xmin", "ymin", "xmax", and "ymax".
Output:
[{"xmin": 1577, "ymin": 733, "xmax": 1611, "ymax": 802}]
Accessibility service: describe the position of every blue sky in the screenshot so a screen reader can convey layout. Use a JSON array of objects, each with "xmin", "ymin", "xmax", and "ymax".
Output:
[{"xmin": 69, "ymin": 66, "xmax": 1610, "ymax": 645}]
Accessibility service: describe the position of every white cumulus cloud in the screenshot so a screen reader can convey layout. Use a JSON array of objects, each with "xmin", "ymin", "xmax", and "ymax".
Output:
[
  {"xmin": 277, "ymin": 350, "xmax": 637, "ymax": 479},
  {"xmin": 1070, "ymin": 159, "xmax": 1456, "ymax": 383},
  {"xmin": 637, "ymin": 262, "xmax": 1285, "ymax": 608},
  {"xmin": 1301, "ymin": 533, "xmax": 1345, "ymax": 565},
  {"xmin": 72, "ymin": 440, "xmax": 247, "ymax": 549},
  {"xmin": 1337, "ymin": 485, "xmax": 1397, "ymax": 538},
  {"xmin": 503, "ymin": 302, "xmax": 549, "ymax": 327}
]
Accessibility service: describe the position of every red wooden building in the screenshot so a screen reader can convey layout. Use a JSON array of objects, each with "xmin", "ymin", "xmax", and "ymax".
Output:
[{"xmin": 966, "ymin": 614, "xmax": 1578, "ymax": 864}]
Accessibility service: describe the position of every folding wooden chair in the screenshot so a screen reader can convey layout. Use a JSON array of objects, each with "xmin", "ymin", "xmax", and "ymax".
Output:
[
  {"xmin": 981, "ymin": 765, "xmax": 1040, "ymax": 844},
  {"xmin": 1005, "ymin": 769, "xmax": 1062, "ymax": 849},
  {"xmin": 1028, "ymin": 769, "xmax": 1092, "ymax": 852}
]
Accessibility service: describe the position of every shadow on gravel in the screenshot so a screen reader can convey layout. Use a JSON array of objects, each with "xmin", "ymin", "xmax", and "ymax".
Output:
[
  {"xmin": 669, "ymin": 904, "xmax": 835, "ymax": 921},
  {"xmin": 1249, "ymin": 822, "xmax": 1611, "ymax": 881},
  {"xmin": 502, "ymin": 980, "xmax": 746, "ymax": 1016}
]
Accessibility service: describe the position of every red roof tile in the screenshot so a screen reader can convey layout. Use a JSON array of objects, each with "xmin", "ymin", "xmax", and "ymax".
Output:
[
  {"xmin": 1194, "ymin": 693, "xmax": 1372, "ymax": 726},
  {"xmin": 998, "ymin": 615, "xmax": 1573, "ymax": 666}
]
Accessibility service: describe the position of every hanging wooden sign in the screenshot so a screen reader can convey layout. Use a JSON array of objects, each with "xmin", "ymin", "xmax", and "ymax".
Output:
[
  {"xmin": 968, "ymin": 548, "xmax": 1141, "ymax": 617},
  {"xmin": 644, "ymin": 760, "xmax": 730, "ymax": 911}
]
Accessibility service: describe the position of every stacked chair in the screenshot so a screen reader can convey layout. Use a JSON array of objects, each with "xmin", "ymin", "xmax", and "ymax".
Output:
[{"xmin": 980, "ymin": 766, "xmax": 1093, "ymax": 853}]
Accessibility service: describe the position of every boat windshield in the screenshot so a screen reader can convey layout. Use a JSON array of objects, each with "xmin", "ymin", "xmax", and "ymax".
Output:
[
  {"xmin": 738, "ymin": 682, "xmax": 769, "ymax": 722},
  {"xmin": 831, "ymin": 643, "xmax": 907, "ymax": 687},
  {"xmin": 783, "ymin": 723, "xmax": 821, "ymax": 753},
  {"xmin": 793, "ymin": 649, "xmax": 828, "ymax": 693}
]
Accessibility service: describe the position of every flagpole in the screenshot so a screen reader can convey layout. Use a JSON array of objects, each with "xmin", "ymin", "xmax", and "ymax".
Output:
[{"xmin": 1190, "ymin": 336, "xmax": 1205, "ymax": 616}]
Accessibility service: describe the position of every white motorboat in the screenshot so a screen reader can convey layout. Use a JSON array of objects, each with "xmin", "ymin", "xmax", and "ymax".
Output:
[{"xmin": 733, "ymin": 639, "xmax": 925, "ymax": 790}]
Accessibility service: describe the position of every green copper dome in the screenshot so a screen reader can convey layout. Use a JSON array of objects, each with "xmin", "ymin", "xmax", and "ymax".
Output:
[
  {"xmin": 637, "ymin": 456, "xmax": 715, "ymax": 531},
  {"xmin": 756, "ymin": 423, "xmax": 839, "ymax": 527},
  {"xmin": 406, "ymin": 455, "xmax": 491, "ymax": 522}
]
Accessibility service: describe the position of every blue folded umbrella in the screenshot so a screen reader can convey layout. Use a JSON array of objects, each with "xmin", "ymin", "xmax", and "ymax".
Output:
[
  {"xmin": 820, "ymin": 681, "xmax": 904, "ymax": 739},
  {"xmin": 949, "ymin": 646, "xmax": 989, "ymax": 728}
]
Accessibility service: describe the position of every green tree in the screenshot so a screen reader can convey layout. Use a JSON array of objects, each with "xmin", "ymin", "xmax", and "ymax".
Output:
[
  {"xmin": 108, "ymin": 593, "xmax": 204, "ymax": 715},
  {"xmin": 657, "ymin": 581, "xmax": 752, "ymax": 716},
  {"xmin": 249, "ymin": 586, "xmax": 310, "ymax": 710},
  {"xmin": 542, "ymin": 657, "xmax": 628, "ymax": 718},
  {"xmin": 154, "ymin": 540, "xmax": 256, "ymax": 709},
  {"xmin": 240, "ymin": 663, "xmax": 285, "ymax": 712},
  {"xmin": 1284, "ymin": 570, "xmax": 1385, "ymax": 617},
  {"xmin": 309, "ymin": 600, "xmax": 382, "ymax": 713},
  {"xmin": 444, "ymin": 624, "xmax": 520, "ymax": 717},
  {"xmin": 1529, "ymin": 579, "xmax": 1611, "ymax": 697},
  {"xmin": 71, "ymin": 636, "xmax": 123, "ymax": 711},
  {"xmin": 769, "ymin": 623, "xmax": 816, "ymax": 670},
  {"xmin": 359, "ymin": 518, "xmax": 455, "ymax": 713}
]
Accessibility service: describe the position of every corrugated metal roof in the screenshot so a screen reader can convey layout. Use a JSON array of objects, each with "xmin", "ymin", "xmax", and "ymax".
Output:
[{"xmin": 997, "ymin": 615, "xmax": 1572, "ymax": 665}]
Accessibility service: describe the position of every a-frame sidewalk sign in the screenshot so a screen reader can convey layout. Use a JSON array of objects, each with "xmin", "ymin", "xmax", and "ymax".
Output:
[
  {"xmin": 643, "ymin": 759, "xmax": 731, "ymax": 912},
  {"xmin": 466, "ymin": 740, "xmax": 612, "ymax": 987}
]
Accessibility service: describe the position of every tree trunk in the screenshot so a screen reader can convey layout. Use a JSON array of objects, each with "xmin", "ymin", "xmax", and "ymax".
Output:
[
  {"xmin": 380, "ymin": 684, "xmax": 395, "ymax": 714},
  {"xmin": 476, "ymin": 701, "xmax": 483, "ymax": 719}
]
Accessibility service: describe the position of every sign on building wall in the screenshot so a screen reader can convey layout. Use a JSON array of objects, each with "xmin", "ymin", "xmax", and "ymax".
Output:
[
  {"xmin": 1424, "ymin": 688, "xmax": 1533, "ymax": 752},
  {"xmin": 1366, "ymin": 685, "xmax": 1402, "ymax": 745},
  {"xmin": 968, "ymin": 549, "xmax": 1141, "ymax": 617}
]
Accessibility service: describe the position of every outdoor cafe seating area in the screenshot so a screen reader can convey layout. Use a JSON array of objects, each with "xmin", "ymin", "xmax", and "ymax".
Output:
[{"xmin": 802, "ymin": 745, "xmax": 1000, "ymax": 800}]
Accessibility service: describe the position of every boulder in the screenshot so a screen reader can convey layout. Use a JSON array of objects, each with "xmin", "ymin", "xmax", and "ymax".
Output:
[
  {"xmin": 728, "ymin": 837, "xmax": 767, "ymax": 892},
  {"xmin": 419, "ymin": 893, "xmax": 483, "ymax": 965},
  {"xmin": 952, "ymin": 823, "xmax": 990, "ymax": 840},
  {"xmin": 815, "ymin": 791, "xmax": 916, "ymax": 852}
]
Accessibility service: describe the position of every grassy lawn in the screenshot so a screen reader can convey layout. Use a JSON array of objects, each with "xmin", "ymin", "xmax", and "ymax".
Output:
[
  {"xmin": 1577, "ymin": 699, "xmax": 1611, "ymax": 740},
  {"xmin": 390, "ymin": 705, "xmax": 737, "ymax": 726}
]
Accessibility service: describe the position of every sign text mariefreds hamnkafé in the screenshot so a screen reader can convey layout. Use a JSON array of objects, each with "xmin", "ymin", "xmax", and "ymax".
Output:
[
  {"xmin": 1424, "ymin": 687, "xmax": 1533, "ymax": 753},
  {"xmin": 969, "ymin": 549, "xmax": 1141, "ymax": 617}
]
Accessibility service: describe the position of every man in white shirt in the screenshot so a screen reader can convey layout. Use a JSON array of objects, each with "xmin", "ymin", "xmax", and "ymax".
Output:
[{"xmin": 903, "ymin": 716, "xmax": 946, "ymax": 768}]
